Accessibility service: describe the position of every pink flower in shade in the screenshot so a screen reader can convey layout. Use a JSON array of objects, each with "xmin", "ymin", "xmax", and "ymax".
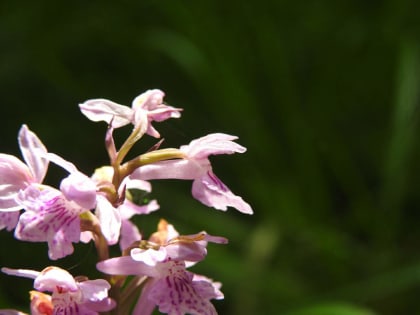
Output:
[
  {"xmin": 97, "ymin": 220, "xmax": 226, "ymax": 315},
  {"xmin": 130, "ymin": 133, "xmax": 253, "ymax": 214},
  {"xmin": 0, "ymin": 125, "xmax": 48, "ymax": 230},
  {"xmin": 79, "ymin": 89, "xmax": 182, "ymax": 138},
  {"xmin": 1, "ymin": 266, "xmax": 115, "ymax": 315}
]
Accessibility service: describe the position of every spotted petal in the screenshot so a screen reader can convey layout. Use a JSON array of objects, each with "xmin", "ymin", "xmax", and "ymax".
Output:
[
  {"xmin": 192, "ymin": 171, "xmax": 253, "ymax": 214},
  {"xmin": 147, "ymin": 261, "xmax": 219, "ymax": 315},
  {"xmin": 14, "ymin": 185, "xmax": 83, "ymax": 260}
]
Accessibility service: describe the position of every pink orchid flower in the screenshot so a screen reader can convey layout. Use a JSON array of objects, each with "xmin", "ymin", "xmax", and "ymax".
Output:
[
  {"xmin": 0, "ymin": 125, "xmax": 97, "ymax": 259},
  {"xmin": 79, "ymin": 89, "xmax": 182, "ymax": 138},
  {"xmin": 1, "ymin": 266, "xmax": 115, "ymax": 315},
  {"xmin": 131, "ymin": 133, "xmax": 253, "ymax": 214},
  {"xmin": 97, "ymin": 220, "xmax": 226, "ymax": 315},
  {"xmin": 16, "ymin": 144, "xmax": 97, "ymax": 260}
]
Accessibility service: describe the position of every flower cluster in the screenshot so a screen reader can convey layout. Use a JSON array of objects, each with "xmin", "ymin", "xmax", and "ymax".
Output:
[{"xmin": 0, "ymin": 89, "xmax": 252, "ymax": 315}]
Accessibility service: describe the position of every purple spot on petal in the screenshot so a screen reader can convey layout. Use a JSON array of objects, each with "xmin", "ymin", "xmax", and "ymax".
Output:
[{"xmin": 207, "ymin": 171, "xmax": 228, "ymax": 192}]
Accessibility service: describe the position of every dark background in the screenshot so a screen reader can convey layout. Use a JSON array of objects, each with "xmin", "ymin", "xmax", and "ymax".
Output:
[{"xmin": 1, "ymin": 1, "xmax": 420, "ymax": 314}]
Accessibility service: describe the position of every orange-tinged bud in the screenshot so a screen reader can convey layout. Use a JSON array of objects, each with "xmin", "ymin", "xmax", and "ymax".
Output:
[{"xmin": 30, "ymin": 291, "xmax": 53, "ymax": 315}]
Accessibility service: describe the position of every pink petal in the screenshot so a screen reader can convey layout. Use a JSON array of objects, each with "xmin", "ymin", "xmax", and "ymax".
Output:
[
  {"xmin": 181, "ymin": 133, "xmax": 246, "ymax": 159},
  {"xmin": 0, "ymin": 211, "xmax": 20, "ymax": 231},
  {"xmin": 34, "ymin": 267, "xmax": 78, "ymax": 292},
  {"xmin": 131, "ymin": 159, "xmax": 201, "ymax": 181},
  {"xmin": 78, "ymin": 279, "xmax": 111, "ymax": 302},
  {"xmin": 147, "ymin": 105, "xmax": 182, "ymax": 122},
  {"xmin": 164, "ymin": 242, "xmax": 207, "ymax": 262},
  {"xmin": 0, "ymin": 309, "xmax": 28, "ymax": 315},
  {"xmin": 123, "ymin": 178, "xmax": 152, "ymax": 192},
  {"xmin": 131, "ymin": 247, "xmax": 167, "ymax": 266},
  {"xmin": 82, "ymin": 298, "xmax": 116, "ymax": 313},
  {"xmin": 47, "ymin": 229, "xmax": 78, "ymax": 260},
  {"xmin": 44, "ymin": 152, "xmax": 78, "ymax": 174},
  {"xmin": 132, "ymin": 89, "xmax": 182, "ymax": 138},
  {"xmin": 18, "ymin": 125, "xmax": 49, "ymax": 183},
  {"xmin": 192, "ymin": 171, "xmax": 253, "ymax": 214},
  {"xmin": 60, "ymin": 173, "xmax": 97, "ymax": 209},
  {"xmin": 119, "ymin": 219, "xmax": 141, "ymax": 251},
  {"xmin": 95, "ymin": 196, "xmax": 121, "ymax": 245},
  {"xmin": 149, "ymin": 261, "xmax": 218, "ymax": 315},
  {"xmin": 80, "ymin": 231, "xmax": 94, "ymax": 243},
  {"xmin": 192, "ymin": 274, "xmax": 224, "ymax": 300},
  {"xmin": 79, "ymin": 98, "xmax": 134, "ymax": 128},
  {"xmin": 201, "ymin": 233, "xmax": 229, "ymax": 244},
  {"xmin": 14, "ymin": 186, "xmax": 82, "ymax": 260},
  {"xmin": 96, "ymin": 256, "xmax": 159, "ymax": 277},
  {"xmin": 1, "ymin": 267, "xmax": 40, "ymax": 280},
  {"xmin": 0, "ymin": 154, "xmax": 33, "ymax": 211},
  {"xmin": 119, "ymin": 199, "xmax": 159, "ymax": 220},
  {"xmin": 131, "ymin": 89, "xmax": 166, "ymax": 112}
]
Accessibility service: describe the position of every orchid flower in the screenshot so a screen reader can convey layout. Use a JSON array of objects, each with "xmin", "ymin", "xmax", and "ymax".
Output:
[
  {"xmin": 79, "ymin": 89, "xmax": 182, "ymax": 138},
  {"xmin": 97, "ymin": 220, "xmax": 226, "ymax": 315},
  {"xmin": 85, "ymin": 166, "xmax": 160, "ymax": 248},
  {"xmin": 0, "ymin": 126, "xmax": 88, "ymax": 259},
  {"xmin": 8, "ymin": 140, "xmax": 98, "ymax": 260},
  {"xmin": 0, "ymin": 125, "xmax": 100, "ymax": 259},
  {"xmin": 128, "ymin": 219, "xmax": 228, "ymax": 267},
  {"xmin": 1, "ymin": 266, "xmax": 115, "ymax": 315},
  {"xmin": 0, "ymin": 125, "xmax": 48, "ymax": 231},
  {"xmin": 0, "ymin": 125, "xmax": 99, "ymax": 259},
  {"xmin": 130, "ymin": 133, "xmax": 253, "ymax": 214}
]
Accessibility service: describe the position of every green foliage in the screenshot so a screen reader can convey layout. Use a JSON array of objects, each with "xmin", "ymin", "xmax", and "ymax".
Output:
[{"xmin": 284, "ymin": 302, "xmax": 376, "ymax": 315}]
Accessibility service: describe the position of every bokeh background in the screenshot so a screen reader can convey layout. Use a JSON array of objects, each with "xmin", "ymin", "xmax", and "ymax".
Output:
[{"xmin": 1, "ymin": 1, "xmax": 420, "ymax": 314}]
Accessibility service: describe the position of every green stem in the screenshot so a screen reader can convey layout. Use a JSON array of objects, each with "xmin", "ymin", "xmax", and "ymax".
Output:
[
  {"xmin": 115, "ymin": 126, "xmax": 145, "ymax": 166},
  {"xmin": 118, "ymin": 276, "xmax": 148, "ymax": 315},
  {"xmin": 120, "ymin": 148, "xmax": 185, "ymax": 178}
]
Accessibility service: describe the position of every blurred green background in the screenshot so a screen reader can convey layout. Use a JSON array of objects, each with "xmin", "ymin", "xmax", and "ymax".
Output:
[{"xmin": 1, "ymin": 1, "xmax": 420, "ymax": 314}]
